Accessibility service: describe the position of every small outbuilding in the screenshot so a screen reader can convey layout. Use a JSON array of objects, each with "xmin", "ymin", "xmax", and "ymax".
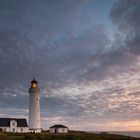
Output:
[
  {"xmin": 50, "ymin": 125, "xmax": 69, "ymax": 134},
  {"xmin": 0, "ymin": 118, "xmax": 29, "ymax": 133}
]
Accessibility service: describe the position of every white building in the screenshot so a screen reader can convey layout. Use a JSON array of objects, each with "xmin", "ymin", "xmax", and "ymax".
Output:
[
  {"xmin": 0, "ymin": 118, "xmax": 28, "ymax": 132},
  {"xmin": 50, "ymin": 125, "xmax": 69, "ymax": 134},
  {"xmin": 28, "ymin": 79, "xmax": 41, "ymax": 133}
]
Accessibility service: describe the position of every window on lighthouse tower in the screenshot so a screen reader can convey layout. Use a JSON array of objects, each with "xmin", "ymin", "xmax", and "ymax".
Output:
[{"xmin": 32, "ymin": 83, "xmax": 36, "ymax": 88}]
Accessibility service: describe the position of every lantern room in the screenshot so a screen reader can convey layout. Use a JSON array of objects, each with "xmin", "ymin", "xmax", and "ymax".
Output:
[{"xmin": 31, "ymin": 78, "xmax": 38, "ymax": 88}]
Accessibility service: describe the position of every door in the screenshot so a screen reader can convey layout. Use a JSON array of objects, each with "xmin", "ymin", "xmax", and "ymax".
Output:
[{"xmin": 55, "ymin": 128, "xmax": 57, "ymax": 133}]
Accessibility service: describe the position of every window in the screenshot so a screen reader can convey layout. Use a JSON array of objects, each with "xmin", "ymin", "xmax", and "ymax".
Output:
[
  {"xmin": 12, "ymin": 122, "xmax": 15, "ymax": 126},
  {"xmin": 21, "ymin": 128, "xmax": 23, "ymax": 132},
  {"xmin": 12, "ymin": 128, "xmax": 15, "ymax": 132},
  {"xmin": 32, "ymin": 83, "xmax": 36, "ymax": 88}
]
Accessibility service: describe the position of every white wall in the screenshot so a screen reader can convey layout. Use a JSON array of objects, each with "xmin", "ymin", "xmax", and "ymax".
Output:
[
  {"xmin": 50, "ymin": 128, "xmax": 69, "ymax": 133},
  {"xmin": 29, "ymin": 129, "xmax": 41, "ymax": 133},
  {"xmin": 0, "ymin": 127, "xmax": 29, "ymax": 133},
  {"xmin": 29, "ymin": 91, "xmax": 41, "ymax": 130}
]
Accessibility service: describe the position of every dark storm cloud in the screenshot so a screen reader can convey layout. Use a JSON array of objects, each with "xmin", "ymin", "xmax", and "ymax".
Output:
[
  {"xmin": 0, "ymin": 0, "xmax": 110, "ymax": 92},
  {"xmin": 110, "ymin": 0, "xmax": 140, "ymax": 54},
  {"xmin": 85, "ymin": 0, "xmax": 140, "ymax": 81}
]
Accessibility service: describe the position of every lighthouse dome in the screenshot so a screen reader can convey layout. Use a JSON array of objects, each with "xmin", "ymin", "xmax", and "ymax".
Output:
[{"xmin": 31, "ymin": 78, "xmax": 38, "ymax": 84}]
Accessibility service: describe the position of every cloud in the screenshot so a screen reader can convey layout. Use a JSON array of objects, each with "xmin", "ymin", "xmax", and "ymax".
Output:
[
  {"xmin": 0, "ymin": 0, "xmax": 140, "ymax": 130},
  {"xmin": 110, "ymin": 0, "xmax": 140, "ymax": 54},
  {"xmin": 0, "ymin": 0, "xmax": 112, "ymax": 93}
]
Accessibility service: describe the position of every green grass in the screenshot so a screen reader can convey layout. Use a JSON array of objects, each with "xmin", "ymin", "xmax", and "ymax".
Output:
[
  {"xmin": 0, "ymin": 131, "xmax": 140, "ymax": 140},
  {"xmin": 7, "ymin": 136, "xmax": 24, "ymax": 140}
]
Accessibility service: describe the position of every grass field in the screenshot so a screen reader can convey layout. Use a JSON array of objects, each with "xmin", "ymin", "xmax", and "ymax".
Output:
[{"xmin": 1, "ymin": 131, "xmax": 140, "ymax": 140}]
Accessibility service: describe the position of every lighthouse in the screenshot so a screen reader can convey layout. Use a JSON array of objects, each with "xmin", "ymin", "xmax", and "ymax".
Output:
[{"xmin": 28, "ymin": 79, "xmax": 41, "ymax": 133}]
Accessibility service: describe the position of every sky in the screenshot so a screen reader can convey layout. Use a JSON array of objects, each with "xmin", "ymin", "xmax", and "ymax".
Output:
[{"xmin": 0, "ymin": 0, "xmax": 140, "ymax": 131}]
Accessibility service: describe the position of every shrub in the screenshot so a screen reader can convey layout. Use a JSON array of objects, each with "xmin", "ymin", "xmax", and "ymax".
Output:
[{"xmin": 0, "ymin": 132, "xmax": 8, "ymax": 140}]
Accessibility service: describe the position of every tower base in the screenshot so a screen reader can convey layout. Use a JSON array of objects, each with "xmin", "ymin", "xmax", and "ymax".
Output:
[{"xmin": 29, "ymin": 129, "xmax": 41, "ymax": 133}]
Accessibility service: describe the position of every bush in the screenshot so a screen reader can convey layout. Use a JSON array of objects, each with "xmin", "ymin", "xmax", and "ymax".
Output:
[{"xmin": 0, "ymin": 132, "xmax": 8, "ymax": 140}]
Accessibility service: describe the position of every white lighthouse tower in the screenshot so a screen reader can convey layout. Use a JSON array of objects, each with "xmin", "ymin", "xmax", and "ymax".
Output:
[{"xmin": 28, "ymin": 79, "xmax": 41, "ymax": 133}]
